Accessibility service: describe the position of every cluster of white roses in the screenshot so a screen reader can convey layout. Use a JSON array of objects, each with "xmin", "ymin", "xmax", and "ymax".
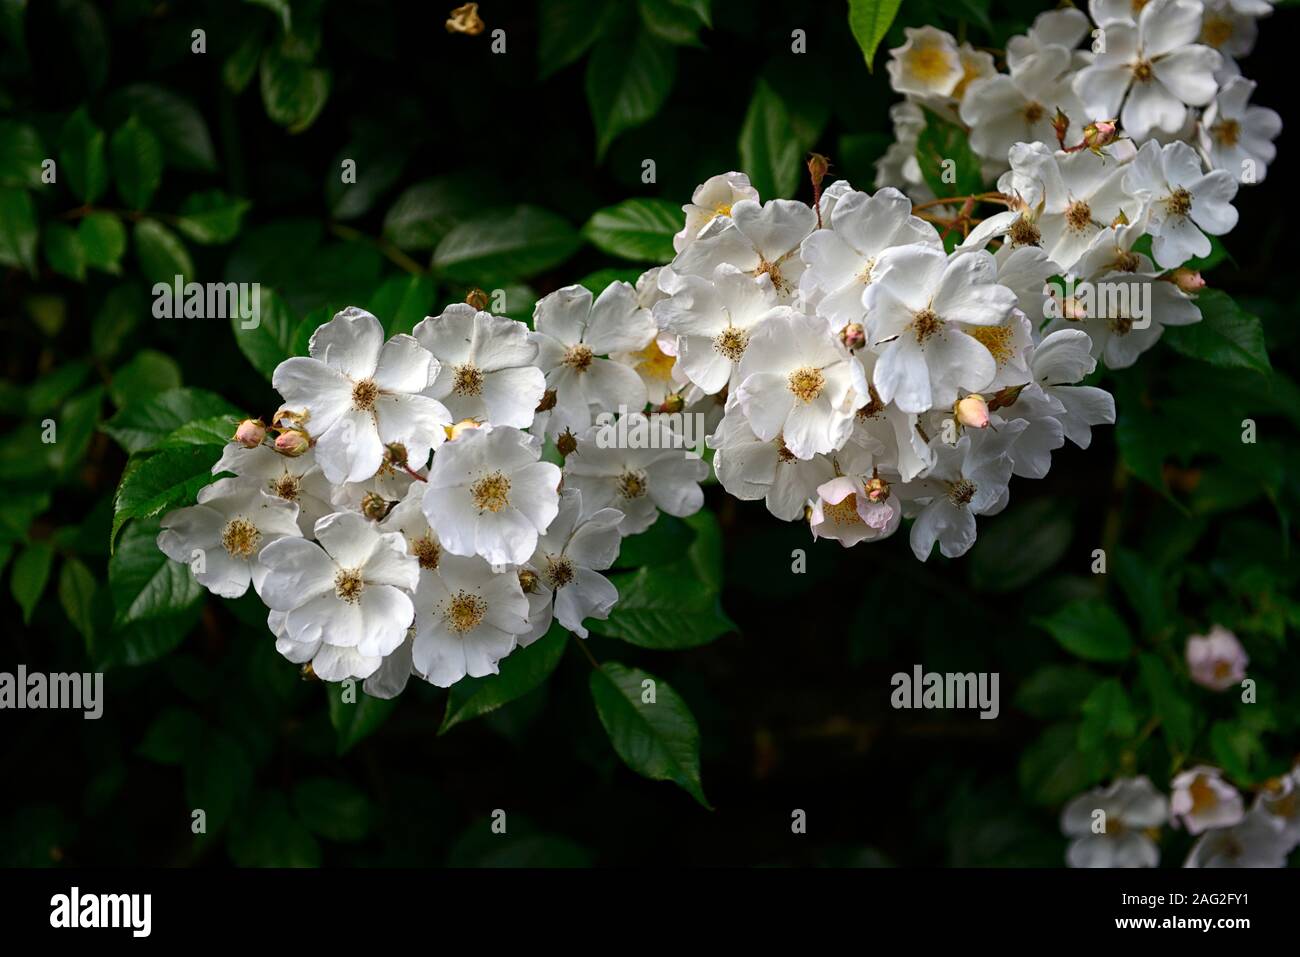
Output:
[
  {"xmin": 154, "ymin": 0, "xmax": 1282, "ymax": 694},
  {"xmin": 1063, "ymin": 626, "xmax": 1300, "ymax": 868}
]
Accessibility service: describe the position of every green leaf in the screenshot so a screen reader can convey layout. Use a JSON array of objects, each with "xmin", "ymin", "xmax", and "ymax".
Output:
[
  {"xmin": 58, "ymin": 556, "xmax": 98, "ymax": 642},
  {"xmin": 0, "ymin": 186, "xmax": 38, "ymax": 275},
  {"xmin": 1077, "ymin": 679, "xmax": 1138, "ymax": 752},
  {"xmin": 614, "ymin": 513, "xmax": 696, "ymax": 567},
  {"xmin": 138, "ymin": 708, "xmax": 203, "ymax": 764},
  {"xmin": 109, "ymin": 349, "xmax": 182, "ymax": 408},
  {"xmin": 327, "ymin": 684, "xmax": 399, "ymax": 756},
  {"xmin": 110, "ymin": 444, "xmax": 225, "ymax": 547},
  {"xmin": 260, "ymin": 45, "xmax": 331, "ymax": 134},
  {"xmin": 582, "ymin": 198, "xmax": 681, "ymax": 262},
  {"xmin": 223, "ymin": 29, "xmax": 266, "ymax": 93},
  {"xmin": 381, "ymin": 174, "xmax": 488, "ymax": 251},
  {"xmin": 434, "ymin": 206, "xmax": 581, "ymax": 285},
  {"xmin": 589, "ymin": 661, "xmax": 710, "ymax": 808},
  {"xmin": 292, "ymin": 778, "xmax": 373, "ymax": 842},
  {"xmin": 26, "ymin": 360, "xmax": 91, "ymax": 415},
  {"xmin": 102, "ymin": 387, "xmax": 238, "ymax": 452},
  {"xmin": 59, "ymin": 106, "xmax": 108, "ymax": 204},
  {"xmin": 585, "ymin": 27, "xmax": 676, "ymax": 159},
  {"xmin": 597, "ymin": 564, "xmax": 734, "ymax": 649},
  {"xmin": 638, "ymin": 0, "xmax": 705, "ymax": 46},
  {"xmin": 739, "ymin": 78, "xmax": 802, "ymax": 199},
  {"xmin": 49, "ymin": 386, "xmax": 105, "ymax": 474},
  {"xmin": 184, "ymin": 729, "xmax": 253, "ymax": 834},
  {"xmin": 1137, "ymin": 653, "xmax": 1194, "ymax": 757},
  {"xmin": 105, "ymin": 517, "xmax": 204, "ymax": 663},
  {"xmin": 78, "ymin": 212, "xmax": 127, "ymax": 274},
  {"xmin": 1209, "ymin": 720, "xmax": 1263, "ymax": 783},
  {"xmin": 109, "ymin": 116, "xmax": 163, "ymax": 210},
  {"xmin": 1019, "ymin": 723, "xmax": 1099, "ymax": 806},
  {"xmin": 848, "ymin": 0, "xmax": 904, "ymax": 70},
  {"xmin": 1112, "ymin": 547, "xmax": 1169, "ymax": 639},
  {"xmin": 230, "ymin": 288, "xmax": 297, "ymax": 381},
  {"xmin": 1014, "ymin": 665, "xmax": 1099, "ymax": 719},
  {"xmin": 915, "ymin": 110, "xmax": 985, "ymax": 198},
  {"xmin": 10, "ymin": 541, "xmax": 54, "ymax": 624},
  {"xmin": 108, "ymin": 84, "xmax": 217, "ymax": 173},
  {"xmin": 133, "ymin": 218, "xmax": 194, "ymax": 284},
  {"xmin": 1164, "ymin": 289, "xmax": 1270, "ymax": 374},
  {"xmin": 440, "ymin": 623, "xmax": 568, "ymax": 734},
  {"xmin": 43, "ymin": 222, "xmax": 86, "ymax": 281},
  {"xmin": 92, "ymin": 284, "xmax": 145, "ymax": 361},
  {"xmin": 539, "ymin": 0, "xmax": 616, "ymax": 78},
  {"xmin": 367, "ymin": 274, "xmax": 436, "ymax": 338},
  {"xmin": 0, "ymin": 120, "xmax": 46, "ymax": 188},
  {"xmin": 969, "ymin": 498, "xmax": 1073, "ymax": 592},
  {"xmin": 1035, "ymin": 599, "xmax": 1133, "ymax": 663},
  {"xmin": 156, "ymin": 415, "xmax": 240, "ymax": 448},
  {"xmin": 228, "ymin": 792, "xmax": 321, "ymax": 867}
]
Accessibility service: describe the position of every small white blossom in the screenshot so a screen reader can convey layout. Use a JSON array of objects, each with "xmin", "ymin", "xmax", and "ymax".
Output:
[{"xmin": 1061, "ymin": 776, "xmax": 1169, "ymax": 868}]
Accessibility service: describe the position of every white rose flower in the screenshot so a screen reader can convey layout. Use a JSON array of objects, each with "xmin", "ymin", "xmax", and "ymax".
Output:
[
  {"xmin": 1185, "ymin": 807, "xmax": 1290, "ymax": 867},
  {"xmin": 564, "ymin": 417, "xmax": 708, "ymax": 535},
  {"xmin": 653, "ymin": 263, "xmax": 791, "ymax": 395},
  {"xmin": 709, "ymin": 406, "xmax": 836, "ymax": 521},
  {"xmin": 797, "ymin": 186, "xmax": 940, "ymax": 333},
  {"xmin": 1171, "ymin": 766, "xmax": 1247, "ymax": 834},
  {"xmin": 410, "ymin": 553, "xmax": 531, "ymax": 688},
  {"xmin": 1028, "ymin": 329, "xmax": 1117, "ymax": 450},
  {"xmin": 157, "ymin": 477, "xmax": 302, "ymax": 599},
  {"xmin": 899, "ymin": 421, "xmax": 1027, "ymax": 560},
  {"xmin": 272, "ymin": 307, "xmax": 451, "ymax": 484},
  {"xmin": 412, "ymin": 303, "xmax": 546, "ymax": 429},
  {"xmin": 734, "ymin": 311, "xmax": 867, "ymax": 459},
  {"xmin": 1006, "ymin": 7, "xmax": 1091, "ymax": 71},
  {"xmin": 258, "ymin": 511, "xmax": 419, "ymax": 681},
  {"xmin": 1122, "ymin": 140, "xmax": 1238, "ymax": 268},
  {"xmin": 886, "ymin": 26, "xmax": 965, "ymax": 99},
  {"xmin": 863, "ymin": 246, "xmax": 1017, "ymax": 414},
  {"xmin": 1061, "ymin": 776, "xmax": 1169, "ymax": 868},
  {"xmin": 531, "ymin": 282, "xmax": 656, "ymax": 439},
  {"xmin": 211, "ymin": 443, "xmax": 334, "ymax": 537},
  {"xmin": 668, "ymin": 198, "xmax": 816, "ymax": 302},
  {"xmin": 422, "ymin": 425, "xmax": 561, "ymax": 566},
  {"xmin": 520, "ymin": 489, "xmax": 623, "ymax": 641},
  {"xmin": 960, "ymin": 56, "xmax": 1086, "ymax": 163},
  {"xmin": 673, "ymin": 171, "xmax": 760, "ymax": 252},
  {"xmin": 1197, "ymin": 76, "xmax": 1281, "ymax": 183},
  {"xmin": 1072, "ymin": 0, "xmax": 1221, "ymax": 140}
]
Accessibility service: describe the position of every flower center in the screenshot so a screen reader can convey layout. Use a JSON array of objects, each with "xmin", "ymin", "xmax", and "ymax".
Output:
[
  {"xmin": 753, "ymin": 258, "xmax": 786, "ymax": 293},
  {"xmin": 1132, "ymin": 58, "xmax": 1154, "ymax": 83},
  {"xmin": 947, "ymin": 478, "xmax": 976, "ymax": 506},
  {"xmin": 470, "ymin": 471, "xmax": 511, "ymax": 513},
  {"xmin": 220, "ymin": 517, "xmax": 261, "ymax": 559},
  {"xmin": 787, "ymin": 366, "xmax": 826, "ymax": 403},
  {"xmin": 1022, "ymin": 101, "xmax": 1045, "ymax": 124},
  {"xmin": 908, "ymin": 45, "xmax": 952, "ymax": 83},
  {"xmin": 911, "ymin": 308, "xmax": 942, "ymax": 344},
  {"xmin": 857, "ymin": 384, "xmax": 886, "ymax": 421},
  {"xmin": 864, "ymin": 476, "xmax": 890, "ymax": 503},
  {"xmin": 633, "ymin": 340, "xmax": 676, "ymax": 381},
  {"xmin": 1113, "ymin": 250, "xmax": 1140, "ymax": 273},
  {"xmin": 544, "ymin": 554, "xmax": 575, "ymax": 588},
  {"xmin": 617, "ymin": 468, "xmax": 648, "ymax": 499},
  {"xmin": 1212, "ymin": 118, "xmax": 1240, "ymax": 147},
  {"xmin": 967, "ymin": 324, "xmax": 1014, "ymax": 366},
  {"xmin": 453, "ymin": 363, "xmax": 485, "ymax": 396},
  {"xmin": 334, "ymin": 568, "xmax": 365, "ymax": 604},
  {"xmin": 857, "ymin": 257, "xmax": 877, "ymax": 285},
  {"xmin": 445, "ymin": 591, "xmax": 487, "ymax": 634},
  {"xmin": 563, "ymin": 343, "xmax": 594, "ymax": 372},
  {"xmin": 1065, "ymin": 200, "xmax": 1092, "ymax": 232},
  {"xmin": 711, "ymin": 201, "xmax": 732, "ymax": 218},
  {"xmin": 1165, "ymin": 187, "xmax": 1192, "ymax": 217},
  {"xmin": 1201, "ymin": 15, "xmax": 1234, "ymax": 49},
  {"xmin": 1188, "ymin": 776, "xmax": 1219, "ymax": 815},
  {"xmin": 518, "ymin": 568, "xmax": 539, "ymax": 593},
  {"xmin": 1108, "ymin": 314, "xmax": 1135, "ymax": 336},
  {"xmin": 351, "ymin": 378, "xmax": 379, "ymax": 411},
  {"xmin": 713, "ymin": 326, "xmax": 750, "ymax": 362},
  {"xmin": 273, "ymin": 473, "xmax": 301, "ymax": 501},
  {"xmin": 1008, "ymin": 216, "xmax": 1041, "ymax": 247},
  {"xmin": 412, "ymin": 533, "xmax": 440, "ymax": 570},
  {"xmin": 823, "ymin": 493, "xmax": 863, "ymax": 526},
  {"xmin": 775, "ymin": 436, "xmax": 797, "ymax": 463}
]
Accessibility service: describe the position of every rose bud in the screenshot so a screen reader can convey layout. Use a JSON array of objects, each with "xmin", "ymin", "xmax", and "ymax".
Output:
[
  {"xmin": 274, "ymin": 429, "xmax": 311, "ymax": 457},
  {"xmin": 233, "ymin": 418, "xmax": 266, "ymax": 448},
  {"xmin": 955, "ymin": 394, "xmax": 990, "ymax": 429}
]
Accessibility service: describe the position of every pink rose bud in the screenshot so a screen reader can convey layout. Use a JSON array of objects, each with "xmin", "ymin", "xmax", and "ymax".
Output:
[
  {"xmin": 1186, "ymin": 625, "xmax": 1248, "ymax": 691},
  {"xmin": 1084, "ymin": 119, "xmax": 1119, "ymax": 152},
  {"xmin": 1170, "ymin": 268, "xmax": 1206, "ymax": 293},
  {"xmin": 841, "ymin": 322, "xmax": 866, "ymax": 351},
  {"xmin": 955, "ymin": 394, "xmax": 990, "ymax": 429},
  {"xmin": 233, "ymin": 418, "xmax": 266, "ymax": 448},
  {"xmin": 274, "ymin": 429, "xmax": 311, "ymax": 457},
  {"xmin": 863, "ymin": 476, "xmax": 890, "ymax": 503}
]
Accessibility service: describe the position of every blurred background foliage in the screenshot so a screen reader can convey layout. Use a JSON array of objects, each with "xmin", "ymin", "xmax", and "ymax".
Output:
[{"xmin": 1, "ymin": 0, "xmax": 1297, "ymax": 867}]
